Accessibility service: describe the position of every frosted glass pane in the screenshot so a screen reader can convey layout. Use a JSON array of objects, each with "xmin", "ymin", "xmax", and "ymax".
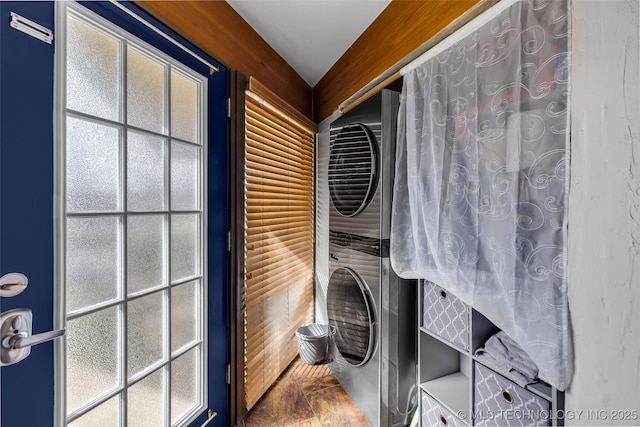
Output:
[
  {"xmin": 67, "ymin": 217, "xmax": 121, "ymax": 313},
  {"xmin": 67, "ymin": 16, "xmax": 120, "ymax": 121},
  {"xmin": 171, "ymin": 348, "xmax": 199, "ymax": 424},
  {"xmin": 171, "ymin": 142, "xmax": 200, "ymax": 210},
  {"xmin": 171, "ymin": 280, "xmax": 198, "ymax": 352},
  {"xmin": 128, "ymin": 292, "xmax": 165, "ymax": 378},
  {"xmin": 66, "ymin": 117, "xmax": 121, "ymax": 212},
  {"xmin": 127, "ymin": 48, "xmax": 165, "ymax": 133},
  {"xmin": 171, "ymin": 214, "xmax": 199, "ymax": 282},
  {"xmin": 68, "ymin": 396, "xmax": 119, "ymax": 427},
  {"xmin": 67, "ymin": 307, "xmax": 120, "ymax": 414},
  {"xmin": 128, "ymin": 369, "xmax": 166, "ymax": 427},
  {"xmin": 171, "ymin": 71, "xmax": 199, "ymax": 143},
  {"xmin": 127, "ymin": 215, "xmax": 165, "ymax": 294},
  {"xmin": 127, "ymin": 132, "xmax": 166, "ymax": 211}
]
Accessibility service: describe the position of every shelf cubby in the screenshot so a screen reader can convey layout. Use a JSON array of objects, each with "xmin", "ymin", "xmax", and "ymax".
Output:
[{"xmin": 417, "ymin": 280, "xmax": 564, "ymax": 426}]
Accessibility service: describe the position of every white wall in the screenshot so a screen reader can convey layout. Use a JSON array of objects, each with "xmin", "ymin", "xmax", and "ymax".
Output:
[{"xmin": 567, "ymin": 0, "xmax": 640, "ymax": 424}]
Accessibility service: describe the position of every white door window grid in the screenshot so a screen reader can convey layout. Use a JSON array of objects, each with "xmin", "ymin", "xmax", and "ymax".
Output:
[{"xmin": 56, "ymin": 3, "xmax": 208, "ymax": 426}]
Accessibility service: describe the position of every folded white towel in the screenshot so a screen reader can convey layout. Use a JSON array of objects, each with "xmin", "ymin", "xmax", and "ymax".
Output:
[
  {"xmin": 475, "ymin": 331, "xmax": 539, "ymax": 387},
  {"xmin": 485, "ymin": 332, "xmax": 539, "ymax": 379},
  {"xmin": 475, "ymin": 351, "xmax": 532, "ymax": 387}
]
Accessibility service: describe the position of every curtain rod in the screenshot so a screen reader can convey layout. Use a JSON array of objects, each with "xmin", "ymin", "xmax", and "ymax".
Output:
[
  {"xmin": 339, "ymin": 0, "xmax": 500, "ymax": 116},
  {"xmin": 340, "ymin": 71, "xmax": 401, "ymax": 116},
  {"xmin": 110, "ymin": 1, "xmax": 220, "ymax": 75},
  {"xmin": 401, "ymin": 0, "xmax": 518, "ymax": 75}
]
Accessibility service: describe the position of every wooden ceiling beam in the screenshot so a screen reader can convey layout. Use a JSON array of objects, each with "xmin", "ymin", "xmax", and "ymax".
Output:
[
  {"xmin": 137, "ymin": 0, "xmax": 313, "ymax": 120},
  {"xmin": 312, "ymin": 0, "xmax": 483, "ymax": 124}
]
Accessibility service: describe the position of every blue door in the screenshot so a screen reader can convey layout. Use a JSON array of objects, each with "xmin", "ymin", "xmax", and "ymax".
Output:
[{"xmin": 0, "ymin": 2, "xmax": 228, "ymax": 426}]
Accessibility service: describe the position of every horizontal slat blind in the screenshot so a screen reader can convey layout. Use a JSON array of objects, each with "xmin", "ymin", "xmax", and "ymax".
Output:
[{"xmin": 243, "ymin": 89, "xmax": 315, "ymax": 410}]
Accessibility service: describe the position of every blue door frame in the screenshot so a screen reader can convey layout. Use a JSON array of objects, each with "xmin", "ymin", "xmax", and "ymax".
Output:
[{"xmin": 0, "ymin": 2, "xmax": 229, "ymax": 425}]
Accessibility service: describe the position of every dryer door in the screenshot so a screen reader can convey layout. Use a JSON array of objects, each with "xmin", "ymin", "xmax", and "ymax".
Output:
[
  {"xmin": 327, "ymin": 267, "xmax": 376, "ymax": 366},
  {"xmin": 328, "ymin": 123, "xmax": 379, "ymax": 217}
]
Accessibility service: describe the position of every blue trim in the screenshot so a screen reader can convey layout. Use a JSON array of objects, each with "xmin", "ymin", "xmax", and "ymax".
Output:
[
  {"xmin": 1, "ymin": 2, "xmax": 56, "ymax": 426},
  {"xmin": 204, "ymin": 44, "xmax": 230, "ymax": 427}
]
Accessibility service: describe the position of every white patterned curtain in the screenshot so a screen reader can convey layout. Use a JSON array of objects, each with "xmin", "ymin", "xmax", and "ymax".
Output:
[{"xmin": 390, "ymin": 0, "xmax": 572, "ymax": 390}]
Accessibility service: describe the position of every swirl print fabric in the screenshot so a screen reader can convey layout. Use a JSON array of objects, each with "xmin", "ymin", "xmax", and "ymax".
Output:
[{"xmin": 390, "ymin": 0, "xmax": 571, "ymax": 390}]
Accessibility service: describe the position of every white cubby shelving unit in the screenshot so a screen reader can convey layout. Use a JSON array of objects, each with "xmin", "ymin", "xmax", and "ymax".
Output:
[{"xmin": 418, "ymin": 280, "xmax": 564, "ymax": 427}]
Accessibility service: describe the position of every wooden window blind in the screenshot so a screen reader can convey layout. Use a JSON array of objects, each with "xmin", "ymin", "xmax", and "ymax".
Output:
[{"xmin": 243, "ymin": 80, "xmax": 316, "ymax": 410}]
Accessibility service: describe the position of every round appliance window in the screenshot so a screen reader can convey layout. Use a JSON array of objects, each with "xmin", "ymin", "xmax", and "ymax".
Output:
[
  {"xmin": 327, "ymin": 267, "xmax": 376, "ymax": 366},
  {"xmin": 328, "ymin": 123, "xmax": 379, "ymax": 217}
]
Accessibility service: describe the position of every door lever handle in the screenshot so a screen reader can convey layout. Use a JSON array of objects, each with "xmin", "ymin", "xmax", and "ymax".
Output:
[
  {"xmin": 3, "ymin": 328, "xmax": 65, "ymax": 350},
  {"xmin": 0, "ymin": 308, "xmax": 65, "ymax": 366}
]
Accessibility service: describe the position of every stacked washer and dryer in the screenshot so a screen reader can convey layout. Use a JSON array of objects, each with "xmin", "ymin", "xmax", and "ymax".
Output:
[{"xmin": 326, "ymin": 89, "xmax": 417, "ymax": 427}]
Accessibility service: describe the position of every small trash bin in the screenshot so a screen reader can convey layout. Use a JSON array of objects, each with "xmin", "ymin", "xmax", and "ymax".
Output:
[{"xmin": 295, "ymin": 323, "xmax": 335, "ymax": 365}]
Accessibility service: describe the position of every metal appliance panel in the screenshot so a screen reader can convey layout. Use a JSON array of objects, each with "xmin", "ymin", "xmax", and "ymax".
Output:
[
  {"xmin": 328, "ymin": 244, "xmax": 381, "ymax": 426},
  {"xmin": 326, "ymin": 89, "xmax": 417, "ymax": 427}
]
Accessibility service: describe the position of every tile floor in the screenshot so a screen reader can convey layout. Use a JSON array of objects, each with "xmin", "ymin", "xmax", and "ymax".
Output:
[{"xmin": 239, "ymin": 357, "xmax": 371, "ymax": 427}]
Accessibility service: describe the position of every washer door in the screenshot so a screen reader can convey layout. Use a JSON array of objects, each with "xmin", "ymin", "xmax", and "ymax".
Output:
[
  {"xmin": 328, "ymin": 123, "xmax": 379, "ymax": 217},
  {"xmin": 327, "ymin": 267, "xmax": 376, "ymax": 366}
]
